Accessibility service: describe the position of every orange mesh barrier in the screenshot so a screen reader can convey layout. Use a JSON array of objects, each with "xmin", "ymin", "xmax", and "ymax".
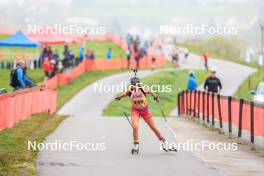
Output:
[{"xmin": 0, "ymin": 88, "xmax": 57, "ymax": 131}]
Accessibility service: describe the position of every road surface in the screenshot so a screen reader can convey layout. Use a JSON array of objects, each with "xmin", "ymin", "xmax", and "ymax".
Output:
[{"xmin": 37, "ymin": 70, "xmax": 222, "ymax": 176}]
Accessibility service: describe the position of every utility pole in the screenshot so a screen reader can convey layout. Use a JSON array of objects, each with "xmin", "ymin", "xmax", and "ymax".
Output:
[{"xmin": 261, "ymin": 25, "xmax": 264, "ymax": 57}]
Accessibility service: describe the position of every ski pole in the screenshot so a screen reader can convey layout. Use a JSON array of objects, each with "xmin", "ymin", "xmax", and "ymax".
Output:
[
  {"xmin": 157, "ymin": 102, "xmax": 167, "ymax": 122},
  {"xmin": 115, "ymin": 99, "xmax": 133, "ymax": 128},
  {"xmin": 123, "ymin": 111, "xmax": 133, "ymax": 128}
]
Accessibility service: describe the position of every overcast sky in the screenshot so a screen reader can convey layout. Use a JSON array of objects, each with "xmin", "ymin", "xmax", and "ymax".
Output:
[{"xmin": 0, "ymin": 0, "xmax": 263, "ymax": 45}]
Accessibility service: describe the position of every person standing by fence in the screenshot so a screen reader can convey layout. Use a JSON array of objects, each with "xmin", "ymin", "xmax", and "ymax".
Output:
[
  {"xmin": 187, "ymin": 71, "xmax": 197, "ymax": 91},
  {"xmin": 204, "ymin": 68, "xmax": 222, "ymax": 93}
]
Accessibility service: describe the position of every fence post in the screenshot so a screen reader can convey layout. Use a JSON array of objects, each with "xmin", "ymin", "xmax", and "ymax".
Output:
[
  {"xmin": 250, "ymin": 101, "xmax": 255, "ymax": 150},
  {"xmin": 228, "ymin": 96, "xmax": 232, "ymax": 138},
  {"xmin": 211, "ymin": 93, "xmax": 215, "ymax": 127},
  {"xmin": 217, "ymin": 94, "xmax": 223, "ymax": 133},
  {"xmin": 238, "ymin": 99, "xmax": 244, "ymax": 140},
  {"xmin": 193, "ymin": 90, "xmax": 197, "ymax": 118},
  {"xmin": 202, "ymin": 91, "xmax": 205, "ymax": 122},
  {"xmin": 197, "ymin": 91, "xmax": 201, "ymax": 119},
  {"xmin": 186, "ymin": 90, "xmax": 189, "ymax": 115},
  {"xmin": 177, "ymin": 93, "xmax": 181, "ymax": 116},
  {"xmin": 189, "ymin": 90, "xmax": 192, "ymax": 116},
  {"xmin": 182, "ymin": 91, "xmax": 185, "ymax": 115},
  {"xmin": 206, "ymin": 91, "xmax": 210, "ymax": 124}
]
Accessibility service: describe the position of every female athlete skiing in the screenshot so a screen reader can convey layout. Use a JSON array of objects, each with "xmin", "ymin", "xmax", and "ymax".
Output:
[{"xmin": 115, "ymin": 72, "xmax": 171, "ymax": 154}]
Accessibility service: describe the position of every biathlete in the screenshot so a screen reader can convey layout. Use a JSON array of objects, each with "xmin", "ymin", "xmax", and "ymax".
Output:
[{"xmin": 115, "ymin": 75, "xmax": 172, "ymax": 154}]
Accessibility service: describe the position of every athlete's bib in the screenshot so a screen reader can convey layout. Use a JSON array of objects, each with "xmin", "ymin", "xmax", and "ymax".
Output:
[{"xmin": 130, "ymin": 89, "xmax": 148, "ymax": 109}]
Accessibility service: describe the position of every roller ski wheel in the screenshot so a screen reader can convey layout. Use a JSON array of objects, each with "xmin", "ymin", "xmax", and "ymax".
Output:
[
  {"xmin": 131, "ymin": 148, "xmax": 139, "ymax": 155},
  {"xmin": 161, "ymin": 139, "xmax": 177, "ymax": 152},
  {"xmin": 131, "ymin": 142, "xmax": 139, "ymax": 155}
]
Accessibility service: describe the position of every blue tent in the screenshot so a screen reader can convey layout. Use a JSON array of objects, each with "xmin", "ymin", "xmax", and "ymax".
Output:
[{"xmin": 0, "ymin": 31, "xmax": 40, "ymax": 47}]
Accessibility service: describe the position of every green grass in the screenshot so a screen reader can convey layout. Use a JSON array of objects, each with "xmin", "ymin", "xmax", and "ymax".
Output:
[
  {"xmin": 103, "ymin": 70, "xmax": 209, "ymax": 116},
  {"xmin": 0, "ymin": 68, "xmax": 44, "ymax": 91},
  {"xmin": 57, "ymin": 70, "xmax": 124, "ymax": 109},
  {"xmin": 0, "ymin": 113, "xmax": 66, "ymax": 175},
  {"xmin": 0, "ymin": 34, "xmax": 126, "ymax": 60},
  {"xmin": 177, "ymin": 42, "xmax": 264, "ymax": 101},
  {"xmin": 0, "ymin": 69, "xmax": 124, "ymax": 175},
  {"xmin": 234, "ymin": 69, "xmax": 264, "ymax": 101}
]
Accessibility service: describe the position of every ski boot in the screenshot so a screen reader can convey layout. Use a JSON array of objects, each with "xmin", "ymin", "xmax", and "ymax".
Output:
[{"xmin": 131, "ymin": 141, "xmax": 139, "ymax": 155}]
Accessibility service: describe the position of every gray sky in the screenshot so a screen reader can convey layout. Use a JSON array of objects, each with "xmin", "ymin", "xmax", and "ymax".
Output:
[{"xmin": 0, "ymin": 0, "xmax": 263, "ymax": 45}]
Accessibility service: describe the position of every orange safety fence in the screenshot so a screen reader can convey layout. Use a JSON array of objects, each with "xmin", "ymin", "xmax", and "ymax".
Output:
[
  {"xmin": 0, "ymin": 88, "xmax": 57, "ymax": 131},
  {"xmin": 178, "ymin": 90, "xmax": 264, "ymax": 144}
]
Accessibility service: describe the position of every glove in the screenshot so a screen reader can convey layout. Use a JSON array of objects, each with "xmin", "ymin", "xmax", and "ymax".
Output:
[
  {"xmin": 115, "ymin": 97, "xmax": 121, "ymax": 101},
  {"xmin": 154, "ymin": 96, "xmax": 160, "ymax": 102}
]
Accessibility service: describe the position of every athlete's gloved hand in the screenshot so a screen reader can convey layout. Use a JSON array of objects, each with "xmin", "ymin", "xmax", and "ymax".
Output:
[{"xmin": 154, "ymin": 96, "xmax": 160, "ymax": 103}]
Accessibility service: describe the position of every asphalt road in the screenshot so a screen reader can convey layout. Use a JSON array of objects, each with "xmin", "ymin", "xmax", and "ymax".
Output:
[{"xmin": 37, "ymin": 70, "xmax": 222, "ymax": 176}]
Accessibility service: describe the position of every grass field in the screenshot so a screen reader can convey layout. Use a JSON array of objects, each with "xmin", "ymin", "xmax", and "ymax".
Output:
[
  {"xmin": 103, "ymin": 70, "xmax": 209, "ymax": 117},
  {"xmin": 0, "ymin": 69, "xmax": 124, "ymax": 175},
  {"xmin": 0, "ymin": 34, "xmax": 126, "ymax": 60},
  {"xmin": 177, "ymin": 42, "xmax": 264, "ymax": 101}
]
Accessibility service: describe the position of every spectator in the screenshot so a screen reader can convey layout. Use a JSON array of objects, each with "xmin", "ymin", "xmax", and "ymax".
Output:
[
  {"xmin": 126, "ymin": 49, "xmax": 131, "ymax": 69},
  {"xmin": 204, "ymin": 68, "xmax": 222, "ymax": 93},
  {"xmin": 57, "ymin": 61, "xmax": 64, "ymax": 73},
  {"xmin": 184, "ymin": 49, "xmax": 189, "ymax": 60},
  {"xmin": 171, "ymin": 48, "xmax": 179, "ymax": 67},
  {"xmin": 69, "ymin": 52, "xmax": 75, "ymax": 66},
  {"xmin": 52, "ymin": 50, "xmax": 60, "ymax": 62},
  {"xmin": 134, "ymin": 35, "xmax": 140, "ymax": 52},
  {"xmin": 106, "ymin": 48, "xmax": 112, "ymax": 60},
  {"xmin": 141, "ymin": 41, "xmax": 148, "ymax": 56},
  {"xmin": 79, "ymin": 47, "xmax": 85, "ymax": 62},
  {"xmin": 47, "ymin": 46, "xmax": 53, "ymax": 59},
  {"xmin": 85, "ymin": 50, "xmax": 95, "ymax": 60},
  {"xmin": 203, "ymin": 52, "xmax": 209, "ymax": 70},
  {"xmin": 13, "ymin": 60, "xmax": 33, "ymax": 90},
  {"xmin": 43, "ymin": 57, "xmax": 51, "ymax": 80},
  {"xmin": 187, "ymin": 71, "xmax": 197, "ymax": 91},
  {"xmin": 134, "ymin": 49, "xmax": 140, "ymax": 69},
  {"xmin": 90, "ymin": 50, "xmax": 95, "ymax": 60},
  {"xmin": 40, "ymin": 46, "xmax": 48, "ymax": 64},
  {"xmin": 49, "ymin": 59, "xmax": 57, "ymax": 78}
]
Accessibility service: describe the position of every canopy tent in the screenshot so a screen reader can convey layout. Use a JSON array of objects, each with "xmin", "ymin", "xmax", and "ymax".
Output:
[
  {"xmin": 29, "ymin": 33, "xmax": 84, "ymax": 45},
  {"xmin": 0, "ymin": 31, "xmax": 40, "ymax": 47}
]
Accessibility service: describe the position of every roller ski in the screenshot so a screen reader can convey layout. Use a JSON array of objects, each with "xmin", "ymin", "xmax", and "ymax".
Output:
[
  {"xmin": 131, "ymin": 142, "xmax": 139, "ymax": 155},
  {"xmin": 160, "ymin": 138, "xmax": 177, "ymax": 152}
]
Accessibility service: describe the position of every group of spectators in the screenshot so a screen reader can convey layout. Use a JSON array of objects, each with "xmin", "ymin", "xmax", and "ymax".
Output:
[{"xmin": 126, "ymin": 34, "xmax": 150, "ymax": 69}]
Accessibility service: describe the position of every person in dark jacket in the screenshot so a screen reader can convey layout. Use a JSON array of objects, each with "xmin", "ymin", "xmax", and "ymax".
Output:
[
  {"xmin": 187, "ymin": 71, "xmax": 197, "ymax": 91},
  {"xmin": 204, "ymin": 68, "xmax": 222, "ymax": 93}
]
